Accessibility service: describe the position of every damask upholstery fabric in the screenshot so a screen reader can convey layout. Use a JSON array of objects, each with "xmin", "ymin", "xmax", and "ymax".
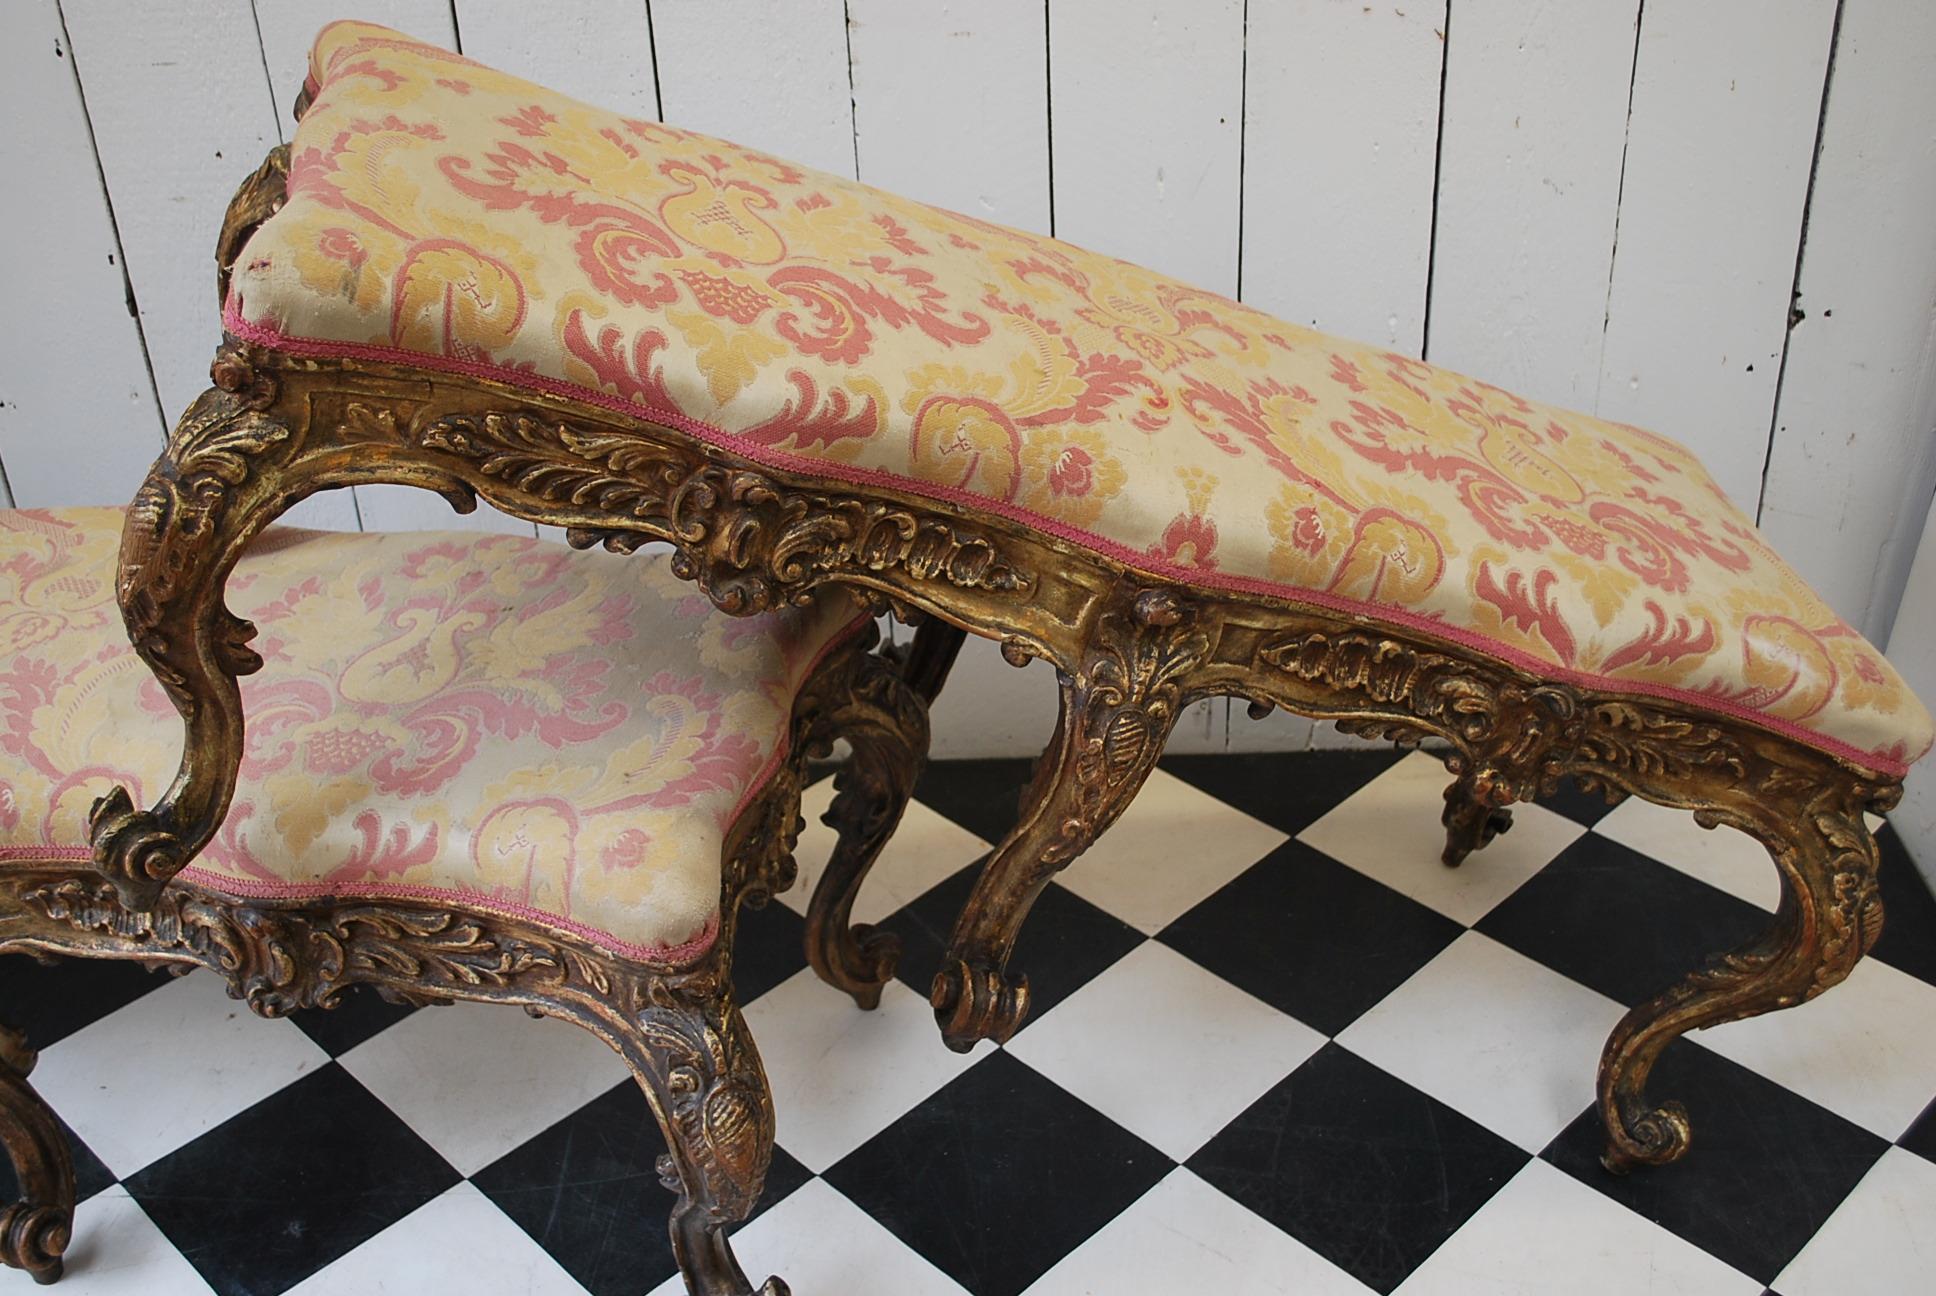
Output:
[
  {"xmin": 225, "ymin": 20, "xmax": 1932, "ymax": 774},
  {"xmin": 0, "ymin": 508, "xmax": 864, "ymax": 961}
]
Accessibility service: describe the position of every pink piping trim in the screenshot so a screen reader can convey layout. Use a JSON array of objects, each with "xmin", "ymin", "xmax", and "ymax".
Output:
[
  {"xmin": 4, "ymin": 615, "xmax": 873, "ymax": 965},
  {"xmin": 221, "ymin": 302, "xmax": 1923, "ymax": 778}
]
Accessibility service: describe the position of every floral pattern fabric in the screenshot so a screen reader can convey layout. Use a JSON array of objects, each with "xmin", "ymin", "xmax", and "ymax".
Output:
[
  {"xmin": 0, "ymin": 508, "xmax": 863, "ymax": 960},
  {"xmin": 225, "ymin": 20, "xmax": 1931, "ymax": 773}
]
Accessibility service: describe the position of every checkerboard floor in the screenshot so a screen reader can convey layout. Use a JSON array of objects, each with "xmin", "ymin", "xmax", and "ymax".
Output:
[{"xmin": 8, "ymin": 749, "xmax": 1936, "ymax": 1295}]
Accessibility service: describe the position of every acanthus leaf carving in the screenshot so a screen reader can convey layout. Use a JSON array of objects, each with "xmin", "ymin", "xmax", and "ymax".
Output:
[{"xmin": 412, "ymin": 410, "xmax": 1030, "ymax": 615}]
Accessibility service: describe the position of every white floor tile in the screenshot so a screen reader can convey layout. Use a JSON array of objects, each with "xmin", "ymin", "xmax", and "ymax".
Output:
[
  {"xmin": 744, "ymin": 971, "xmax": 989, "ymax": 1173},
  {"xmin": 1008, "ymin": 942, "xmax": 1324, "ymax": 1161},
  {"xmin": 782, "ymin": 781, "xmax": 990, "ymax": 924},
  {"xmin": 337, "ymin": 1001, "xmax": 629, "ymax": 1175},
  {"xmin": 646, "ymin": 1179, "xmax": 969, "ymax": 1296},
  {"xmin": 285, "ymin": 1182, "xmax": 587, "ymax": 1295},
  {"xmin": 56, "ymin": 1190, "xmax": 215, "ymax": 1296},
  {"xmin": 1336, "ymin": 931, "xmax": 1625, "ymax": 1152},
  {"xmin": 1774, "ymin": 1147, "xmax": 1936, "ymax": 1295},
  {"xmin": 1025, "ymin": 1168, "xmax": 1375, "ymax": 1296},
  {"xmin": 1696, "ymin": 954, "xmax": 1936, "ymax": 1140},
  {"xmin": 1592, "ymin": 794, "xmax": 1778, "ymax": 909},
  {"xmin": 1393, "ymin": 1159, "xmax": 1760, "ymax": 1295},
  {"xmin": 1297, "ymin": 751, "xmax": 1583, "ymax": 924},
  {"xmin": 33, "ymin": 971, "xmax": 329, "ymax": 1176},
  {"xmin": 1053, "ymin": 769, "xmax": 1287, "ymax": 934}
]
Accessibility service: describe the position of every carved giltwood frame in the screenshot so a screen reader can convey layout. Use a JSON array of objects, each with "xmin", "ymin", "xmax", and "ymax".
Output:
[
  {"xmin": 85, "ymin": 142, "xmax": 1903, "ymax": 1193},
  {"xmin": 5, "ymin": 616, "xmax": 927, "ymax": 1294}
]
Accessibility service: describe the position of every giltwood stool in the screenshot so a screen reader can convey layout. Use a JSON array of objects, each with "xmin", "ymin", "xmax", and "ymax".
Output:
[
  {"xmin": 0, "ymin": 508, "xmax": 926, "ymax": 1294},
  {"xmin": 93, "ymin": 20, "xmax": 1931, "ymax": 1184}
]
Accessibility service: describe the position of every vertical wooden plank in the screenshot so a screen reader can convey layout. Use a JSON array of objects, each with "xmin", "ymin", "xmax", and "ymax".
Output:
[
  {"xmin": 1242, "ymin": 0, "xmax": 1446, "ymax": 351},
  {"xmin": 651, "ymin": 0, "xmax": 855, "ymax": 177},
  {"xmin": 847, "ymin": 0, "xmax": 1050, "ymax": 233},
  {"xmin": 1051, "ymin": 0, "xmax": 1244, "ymax": 293},
  {"xmin": 254, "ymin": 1, "xmax": 456, "ymax": 121},
  {"xmin": 61, "ymin": 0, "xmax": 360, "ymax": 529},
  {"xmin": 1595, "ymin": 0, "xmax": 1837, "ymax": 509},
  {"xmin": 1758, "ymin": 0, "xmax": 1936, "ymax": 642},
  {"xmin": 455, "ymin": 0, "xmax": 659, "ymax": 119},
  {"xmin": 1426, "ymin": 0, "xmax": 1639, "ymax": 408},
  {"xmin": 1, "ymin": 0, "xmax": 163, "ymax": 508}
]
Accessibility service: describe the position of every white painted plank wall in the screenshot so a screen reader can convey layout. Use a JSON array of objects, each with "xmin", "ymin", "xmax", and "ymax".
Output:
[
  {"xmin": 456, "ymin": 0, "xmax": 660, "ymax": 123},
  {"xmin": 0, "ymin": 2, "xmax": 159, "ymax": 508},
  {"xmin": 1595, "ymin": 0, "xmax": 1838, "ymax": 510},
  {"xmin": 1242, "ymin": 0, "xmax": 1447, "ymax": 352},
  {"xmin": 6, "ymin": 0, "xmax": 1932, "ymax": 756},
  {"xmin": 60, "ymin": 0, "xmax": 359, "ymax": 529},
  {"xmin": 1758, "ymin": 0, "xmax": 1936, "ymax": 644},
  {"xmin": 848, "ymin": 0, "xmax": 1051, "ymax": 233},
  {"xmin": 651, "ymin": 1, "xmax": 856, "ymax": 179},
  {"xmin": 1050, "ymin": 0, "xmax": 1245, "ymax": 294},
  {"xmin": 1426, "ymin": 0, "xmax": 1639, "ymax": 410},
  {"xmin": 1890, "ymin": 504, "xmax": 1936, "ymax": 883}
]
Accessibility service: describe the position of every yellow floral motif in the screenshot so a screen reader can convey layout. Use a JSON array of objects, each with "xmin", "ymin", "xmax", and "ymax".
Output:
[
  {"xmin": 668, "ymin": 308, "xmax": 791, "ymax": 406},
  {"xmin": 211, "ymin": 20, "xmax": 1932, "ymax": 772}
]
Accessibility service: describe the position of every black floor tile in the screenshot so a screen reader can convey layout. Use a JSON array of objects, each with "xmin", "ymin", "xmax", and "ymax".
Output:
[
  {"xmin": 125, "ymin": 1063, "xmax": 459, "ymax": 1296},
  {"xmin": 1189, "ymin": 1042, "xmax": 1528, "ymax": 1293},
  {"xmin": 1543, "ymin": 1039, "xmax": 1887, "ymax": 1283},
  {"xmin": 286, "ymin": 984, "xmax": 420, "ymax": 1057},
  {"xmin": 1898, "ymin": 1094, "xmax": 1936, "ymax": 1165},
  {"xmin": 1869, "ymin": 825, "xmax": 1936, "ymax": 987},
  {"xmin": 912, "ymin": 757, "xmax": 1036, "ymax": 844},
  {"xmin": 0, "ymin": 953, "xmax": 171, "ymax": 1049},
  {"xmin": 825, "ymin": 1050, "xmax": 1170, "ymax": 1296},
  {"xmin": 884, "ymin": 863, "xmax": 1144, "ymax": 1022},
  {"xmin": 1535, "ymin": 773, "xmax": 1626, "ymax": 829},
  {"xmin": 473, "ymin": 1078, "xmax": 810, "ymax": 1296},
  {"xmin": 733, "ymin": 896, "xmax": 809, "ymax": 1006},
  {"xmin": 1160, "ymin": 748, "xmax": 1405, "ymax": 836},
  {"xmin": 1476, "ymin": 832, "xmax": 1768, "ymax": 1007},
  {"xmin": 1160, "ymin": 840, "xmax": 1462, "ymax": 1036}
]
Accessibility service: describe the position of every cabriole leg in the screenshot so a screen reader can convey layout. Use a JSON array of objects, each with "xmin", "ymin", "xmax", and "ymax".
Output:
[
  {"xmin": 623, "ymin": 994, "xmax": 787, "ymax": 1296},
  {"xmin": 0, "ymin": 1022, "xmax": 74, "ymax": 1284},
  {"xmin": 1597, "ymin": 796, "xmax": 1882, "ymax": 1171},
  {"xmin": 807, "ymin": 649, "xmax": 932, "ymax": 1009},
  {"xmin": 929, "ymin": 590, "xmax": 1201, "ymax": 1050}
]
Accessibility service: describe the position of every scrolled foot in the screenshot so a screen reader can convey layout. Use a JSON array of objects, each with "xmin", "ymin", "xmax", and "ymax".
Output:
[
  {"xmin": 930, "ymin": 959, "xmax": 1030, "ymax": 1051},
  {"xmin": 758, "ymin": 1279, "xmax": 791, "ymax": 1296},
  {"xmin": 0, "ymin": 1025, "xmax": 74, "ymax": 1284},
  {"xmin": 1440, "ymin": 776, "xmax": 1514, "ymax": 869},
  {"xmin": 826, "ymin": 925, "xmax": 901, "ymax": 1012},
  {"xmin": 85, "ymin": 786, "xmax": 185, "ymax": 911},
  {"xmin": 1601, "ymin": 1099, "xmax": 1692, "ymax": 1173},
  {"xmin": 0, "ymin": 1203, "xmax": 69, "ymax": 1284}
]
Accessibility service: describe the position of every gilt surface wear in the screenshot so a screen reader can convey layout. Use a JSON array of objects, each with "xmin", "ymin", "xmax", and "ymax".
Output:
[
  {"xmin": 222, "ymin": 19, "xmax": 1929, "ymax": 773},
  {"xmin": 0, "ymin": 507, "xmax": 862, "ymax": 957}
]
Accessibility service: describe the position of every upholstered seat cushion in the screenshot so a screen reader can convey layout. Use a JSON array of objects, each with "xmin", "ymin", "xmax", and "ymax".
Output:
[
  {"xmin": 0, "ymin": 508, "xmax": 863, "ymax": 960},
  {"xmin": 225, "ymin": 20, "xmax": 1931, "ymax": 774}
]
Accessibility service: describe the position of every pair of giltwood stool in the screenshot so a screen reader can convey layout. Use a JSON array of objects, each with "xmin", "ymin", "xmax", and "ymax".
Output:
[
  {"xmin": 4, "ymin": 18, "xmax": 1932, "ymax": 1296},
  {"xmin": 0, "ymin": 510, "xmax": 923, "ymax": 1295}
]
